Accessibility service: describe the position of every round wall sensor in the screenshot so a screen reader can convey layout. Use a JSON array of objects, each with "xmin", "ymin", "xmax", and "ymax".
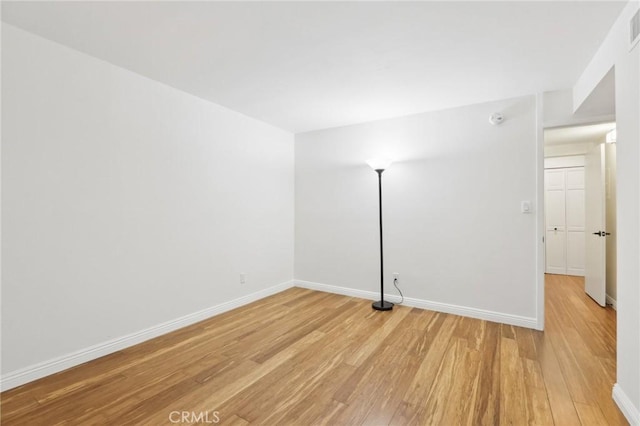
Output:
[{"xmin": 489, "ymin": 113, "xmax": 504, "ymax": 125}]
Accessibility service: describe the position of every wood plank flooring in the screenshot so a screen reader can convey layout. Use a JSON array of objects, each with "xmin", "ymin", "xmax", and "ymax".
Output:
[{"xmin": 1, "ymin": 274, "xmax": 626, "ymax": 425}]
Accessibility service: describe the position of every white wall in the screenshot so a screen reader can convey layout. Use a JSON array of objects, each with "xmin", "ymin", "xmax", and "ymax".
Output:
[
  {"xmin": 573, "ymin": 4, "xmax": 637, "ymax": 113},
  {"xmin": 576, "ymin": 1, "xmax": 640, "ymax": 422},
  {"xmin": 1, "ymin": 25, "xmax": 294, "ymax": 379},
  {"xmin": 544, "ymin": 89, "xmax": 614, "ymax": 128},
  {"xmin": 295, "ymin": 96, "xmax": 540, "ymax": 326},
  {"xmin": 544, "ymin": 155, "xmax": 585, "ymax": 168},
  {"xmin": 544, "ymin": 142, "xmax": 597, "ymax": 158},
  {"xmin": 615, "ymin": 40, "xmax": 640, "ymax": 425}
]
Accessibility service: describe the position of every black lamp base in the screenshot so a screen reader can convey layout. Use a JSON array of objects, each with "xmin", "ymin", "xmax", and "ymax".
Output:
[{"xmin": 372, "ymin": 300, "xmax": 394, "ymax": 311}]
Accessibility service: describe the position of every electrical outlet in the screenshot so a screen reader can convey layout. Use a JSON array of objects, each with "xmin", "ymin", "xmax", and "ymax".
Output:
[
  {"xmin": 393, "ymin": 272, "xmax": 400, "ymax": 280},
  {"xmin": 240, "ymin": 273, "xmax": 246, "ymax": 284}
]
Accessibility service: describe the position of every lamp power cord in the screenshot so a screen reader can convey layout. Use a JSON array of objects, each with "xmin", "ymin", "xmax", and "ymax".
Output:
[{"xmin": 393, "ymin": 277, "xmax": 404, "ymax": 305}]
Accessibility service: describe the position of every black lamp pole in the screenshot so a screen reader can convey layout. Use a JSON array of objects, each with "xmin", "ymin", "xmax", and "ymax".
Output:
[{"xmin": 372, "ymin": 168, "xmax": 393, "ymax": 311}]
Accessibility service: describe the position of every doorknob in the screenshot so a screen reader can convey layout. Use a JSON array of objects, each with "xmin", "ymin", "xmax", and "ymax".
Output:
[{"xmin": 593, "ymin": 231, "xmax": 603, "ymax": 236}]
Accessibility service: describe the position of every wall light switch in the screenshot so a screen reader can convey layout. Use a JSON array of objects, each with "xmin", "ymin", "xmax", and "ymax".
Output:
[{"xmin": 521, "ymin": 201, "xmax": 532, "ymax": 214}]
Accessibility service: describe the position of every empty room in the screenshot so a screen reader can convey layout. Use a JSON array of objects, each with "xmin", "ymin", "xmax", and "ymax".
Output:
[{"xmin": 1, "ymin": 1, "xmax": 639, "ymax": 425}]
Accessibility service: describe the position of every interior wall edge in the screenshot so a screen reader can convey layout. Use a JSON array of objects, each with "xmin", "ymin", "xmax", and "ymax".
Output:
[{"xmin": 536, "ymin": 92, "xmax": 546, "ymax": 332}]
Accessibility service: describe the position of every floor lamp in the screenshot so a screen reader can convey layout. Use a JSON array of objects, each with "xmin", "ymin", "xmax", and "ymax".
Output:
[{"xmin": 367, "ymin": 158, "xmax": 393, "ymax": 311}]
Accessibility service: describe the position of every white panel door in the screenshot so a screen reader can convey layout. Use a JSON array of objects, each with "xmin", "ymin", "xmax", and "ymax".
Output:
[
  {"xmin": 545, "ymin": 169, "xmax": 566, "ymax": 274},
  {"xmin": 585, "ymin": 144, "xmax": 606, "ymax": 306},
  {"xmin": 545, "ymin": 230, "xmax": 566, "ymax": 274},
  {"xmin": 567, "ymin": 232, "xmax": 585, "ymax": 275},
  {"xmin": 566, "ymin": 168, "xmax": 585, "ymax": 276}
]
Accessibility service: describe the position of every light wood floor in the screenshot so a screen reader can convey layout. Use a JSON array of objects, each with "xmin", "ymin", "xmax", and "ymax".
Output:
[{"xmin": 1, "ymin": 275, "xmax": 625, "ymax": 425}]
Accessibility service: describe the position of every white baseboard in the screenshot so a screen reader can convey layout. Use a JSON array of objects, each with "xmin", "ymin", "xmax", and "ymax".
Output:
[
  {"xmin": 566, "ymin": 269, "xmax": 585, "ymax": 277},
  {"xmin": 606, "ymin": 294, "xmax": 617, "ymax": 310},
  {"xmin": 0, "ymin": 280, "xmax": 294, "ymax": 392},
  {"xmin": 613, "ymin": 383, "xmax": 640, "ymax": 425},
  {"xmin": 294, "ymin": 280, "xmax": 538, "ymax": 329}
]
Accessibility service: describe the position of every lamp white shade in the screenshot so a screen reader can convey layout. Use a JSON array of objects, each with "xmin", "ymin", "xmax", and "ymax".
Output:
[{"xmin": 366, "ymin": 158, "xmax": 393, "ymax": 171}]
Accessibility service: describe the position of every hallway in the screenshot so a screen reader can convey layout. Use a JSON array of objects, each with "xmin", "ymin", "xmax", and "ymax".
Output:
[{"xmin": 542, "ymin": 273, "xmax": 624, "ymax": 424}]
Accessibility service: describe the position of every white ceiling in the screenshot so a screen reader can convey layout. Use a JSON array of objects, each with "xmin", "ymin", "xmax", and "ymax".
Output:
[
  {"xmin": 1, "ymin": 1, "xmax": 626, "ymax": 133},
  {"xmin": 544, "ymin": 122, "xmax": 616, "ymax": 146}
]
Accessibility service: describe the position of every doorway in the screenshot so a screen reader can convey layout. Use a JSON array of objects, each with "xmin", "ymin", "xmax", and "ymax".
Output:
[
  {"xmin": 540, "ymin": 121, "xmax": 623, "ymax": 422},
  {"xmin": 543, "ymin": 122, "xmax": 618, "ymax": 308}
]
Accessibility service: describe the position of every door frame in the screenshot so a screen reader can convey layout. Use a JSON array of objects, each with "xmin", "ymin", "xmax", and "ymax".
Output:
[
  {"xmin": 536, "ymin": 93, "xmax": 616, "ymax": 331},
  {"xmin": 536, "ymin": 94, "xmax": 545, "ymax": 330}
]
